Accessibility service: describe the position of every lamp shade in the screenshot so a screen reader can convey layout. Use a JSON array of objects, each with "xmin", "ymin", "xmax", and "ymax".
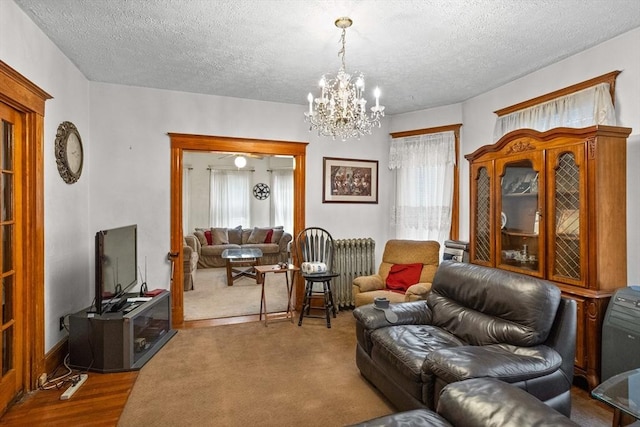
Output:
[{"xmin": 234, "ymin": 155, "xmax": 247, "ymax": 168}]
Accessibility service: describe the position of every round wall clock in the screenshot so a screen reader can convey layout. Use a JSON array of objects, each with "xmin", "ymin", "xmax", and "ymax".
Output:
[
  {"xmin": 55, "ymin": 121, "xmax": 84, "ymax": 184},
  {"xmin": 253, "ymin": 183, "xmax": 270, "ymax": 200}
]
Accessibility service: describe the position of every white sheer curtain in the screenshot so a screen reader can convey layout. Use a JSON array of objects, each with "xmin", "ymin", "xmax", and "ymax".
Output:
[
  {"xmin": 389, "ymin": 131, "xmax": 455, "ymax": 247},
  {"xmin": 271, "ymin": 169, "xmax": 294, "ymax": 234},
  {"xmin": 493, "ymin": 83, "xmax": 616, "ymax": 140},
  {"xmin": 209, "ymin": 169, "xmax": 251, "ymax": 227},
  {"xmin": 182, "ymin": 166, "xmax": 192, "ymax": 235}
]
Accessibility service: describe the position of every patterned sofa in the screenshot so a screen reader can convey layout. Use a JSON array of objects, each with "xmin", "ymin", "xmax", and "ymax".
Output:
[{"xmin": 190, "ymin": 226, "xmax": 292, "ymax": 268}]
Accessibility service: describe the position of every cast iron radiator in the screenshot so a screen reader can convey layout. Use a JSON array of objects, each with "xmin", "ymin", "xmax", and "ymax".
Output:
[{"xmin": 333, "ymin": 238, "xmax": 376, "ymax": 308}]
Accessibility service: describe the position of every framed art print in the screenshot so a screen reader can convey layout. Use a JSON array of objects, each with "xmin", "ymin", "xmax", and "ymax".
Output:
[{"xmin": 322, "ymin": 157, "xmax": 378, "ymax": 203}]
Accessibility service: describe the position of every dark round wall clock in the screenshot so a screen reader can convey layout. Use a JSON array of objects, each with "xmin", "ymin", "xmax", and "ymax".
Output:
[{"xmin": 253, "ymin": 183, "xmax": 270, "ymax": 200}]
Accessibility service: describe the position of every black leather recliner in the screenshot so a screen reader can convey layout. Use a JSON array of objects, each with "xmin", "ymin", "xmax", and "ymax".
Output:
[
  {"xmin": 350, "ymin": 377, "xmax": 579, "ymax": 427},
  {"xmin": 353, "ymin": 261, "xmax": 576, "ymax": 417}
]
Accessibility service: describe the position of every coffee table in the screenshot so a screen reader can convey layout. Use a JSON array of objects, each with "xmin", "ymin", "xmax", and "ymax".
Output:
[
  {"xmin": 221, "ymin": 248, "xmax": 263, "ymax": 286},
  {"xmin": 254, "ymin": 264, "xmax": 299, "ymax": 326},
  {"xmin": 592, "ymin": 368, "xmax": 640, "ymax": 427}
]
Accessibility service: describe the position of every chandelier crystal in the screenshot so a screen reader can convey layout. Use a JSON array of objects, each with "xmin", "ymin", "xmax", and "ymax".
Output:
[{"xmin": 304, "ymin": 17, "xmax": 385, "ymax": 141}]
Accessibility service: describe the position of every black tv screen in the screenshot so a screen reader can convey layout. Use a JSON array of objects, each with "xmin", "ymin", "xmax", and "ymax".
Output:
[{"xmin": 95, "ymin": 224, "xmax": 137, "ymax": 314}]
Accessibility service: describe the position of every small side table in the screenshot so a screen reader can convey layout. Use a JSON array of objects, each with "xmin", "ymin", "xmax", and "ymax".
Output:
[
  {"xmin": 254, "ymin": 264, "xmax": 299, "ymax": 327},
  {"xmin": 592, "ymin": 368, "xmax": 640, "ymax": 427}
]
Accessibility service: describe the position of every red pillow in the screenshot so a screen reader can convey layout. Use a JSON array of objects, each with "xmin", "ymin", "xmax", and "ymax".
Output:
[
  {"xmin": 204, "ymin": 230, "xmax": 213, "ymax": 245},
  {"xmin": 386, "ymin": 263, "xmax": 423, "ymax": 292},
  {"xmin": 265, "ymin": 229, "xmax": 274, "ymax": 243}
]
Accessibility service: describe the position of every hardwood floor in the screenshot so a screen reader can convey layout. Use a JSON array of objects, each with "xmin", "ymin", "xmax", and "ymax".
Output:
[{"xmin": 0, "ymin": 315, "xmax": 616, "ymax": 426}]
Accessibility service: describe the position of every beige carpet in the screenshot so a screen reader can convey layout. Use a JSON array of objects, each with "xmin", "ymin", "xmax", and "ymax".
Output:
[
  {"xmin": 184, "ymin": 267, "xmax": 290, "ymax": 320},
  {"xmin": 118, "ymin": 313, "xmax": 394, "ymax": 427}
]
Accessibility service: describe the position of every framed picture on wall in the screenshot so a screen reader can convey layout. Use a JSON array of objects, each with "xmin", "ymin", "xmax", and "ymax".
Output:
[{"xmin": 322, "ymin": 157, "xmax": 378, "ymax": 204}]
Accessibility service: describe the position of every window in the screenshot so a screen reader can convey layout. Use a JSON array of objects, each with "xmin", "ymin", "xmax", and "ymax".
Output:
[
  {"xmin": 389, "ymin": 129, "xmax": 457, "ymax": 248},
  {"xmin": 271, "ymin": 169, "xmax": 293, "ymax": 234},
  {"xmin": 209, "ymin": 169, "xmax": 251, "ymax": 227}
]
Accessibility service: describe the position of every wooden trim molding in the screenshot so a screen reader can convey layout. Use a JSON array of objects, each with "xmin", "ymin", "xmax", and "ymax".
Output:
[
  {"xmin": 494, "ymin": 70, "xmax": 621, "ymax": 117},
  {"xmin": 0, "ymin": 61, "xmax": 52, "ymax": 391},
  {"xmin": 389, "ymin": 124, "xmax": 462, "ymax": 240},
  {"xmin": 168, "ymin": 133, "xmax": 308, "ymax": 327},
  {"xmin": 389, "ymin": 123, "xmax": 462, "ymax": 140}
]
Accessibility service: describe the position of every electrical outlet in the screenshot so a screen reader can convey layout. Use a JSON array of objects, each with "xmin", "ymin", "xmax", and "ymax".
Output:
[{"xmin": 59, "ymin": 316, "xmax": 65, "ymax": 331}]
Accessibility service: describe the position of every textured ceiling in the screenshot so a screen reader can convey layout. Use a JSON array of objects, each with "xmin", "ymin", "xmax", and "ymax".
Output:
[{"xmin": 14, "ymin": 0, "xmax": 640, "ymax": 115}]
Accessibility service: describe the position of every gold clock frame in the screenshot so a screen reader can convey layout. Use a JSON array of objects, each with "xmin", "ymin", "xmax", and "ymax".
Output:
[{"xmin": 54, "ymin": 121, "xmax": 83, "ymax": 184}]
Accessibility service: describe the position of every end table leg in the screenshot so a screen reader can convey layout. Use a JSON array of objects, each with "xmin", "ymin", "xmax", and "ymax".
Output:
[{"xmin": 226, "ymin": 260, "xmax": 233, "ymax": 286}]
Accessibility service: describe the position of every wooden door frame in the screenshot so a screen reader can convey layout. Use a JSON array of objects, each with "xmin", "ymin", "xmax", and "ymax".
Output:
[
  {"xmin": 0, "ymin": 61, "xmax": 51, "ymax": 391},
  {"xmin": 168, "ymin": 133, "xmax": 307, "ymax": 327}
]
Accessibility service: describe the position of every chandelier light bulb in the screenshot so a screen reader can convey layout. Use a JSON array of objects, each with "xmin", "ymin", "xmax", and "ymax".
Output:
[
  {"xmin": 304, "ymin": 17, "xmax": 385, "ymax": 141},
  {"xmin": 234, "ymin": 155, "xmax": 247, "ymax": 168}
]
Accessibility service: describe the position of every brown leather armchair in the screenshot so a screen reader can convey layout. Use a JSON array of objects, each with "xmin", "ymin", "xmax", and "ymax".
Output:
[{"xmin": 352, "ymin": 240, "xmax": 440, "ymax": 307}]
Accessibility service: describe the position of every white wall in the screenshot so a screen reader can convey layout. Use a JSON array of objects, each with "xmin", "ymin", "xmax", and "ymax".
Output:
[{"xmin": 1, "ymin": 0, "xmax": 92, "ymax": 351}]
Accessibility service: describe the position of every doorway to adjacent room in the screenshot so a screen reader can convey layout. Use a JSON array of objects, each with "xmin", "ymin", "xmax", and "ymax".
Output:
[{"xmin": 168, "ymin": 133, "xmax": 308, "ymax": 326}]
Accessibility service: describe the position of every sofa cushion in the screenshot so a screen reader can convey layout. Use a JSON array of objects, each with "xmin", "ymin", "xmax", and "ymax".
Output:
[
  {"xmin": 426, "ymin": 343, "xmax": 562, "ymax": 384},
  {"xmin": 370, "ymin": 325, "xmax": 467, "ymax": 400},
  {"xmin": 271, "ymin": 228, "xmax": 284, "ymax": 243},
  {"xmin": 428, "ymin": 262, "xmax": 561, "ymax": 347},
  {"xmin": 212, "ymin": 227, "xmax": 229, "ymax": 245},
  {"xmin": 247, "ymin": 227, "xmax": 271, "ymax": 244},
  {"xmin": 194, "ymin": 230, "xmax": 207, "ymax": 246},
  {"xmin": 228, "ymin": 225, "xmax": 243, "ymax": 244},
  {"xmin": 243, "ymin": 243, "xmax": 280, "ymax": 254},
  {"xmin": 386, "ymin": 263, "xmax": 423, "ymax": 292},
  {"xmin": 241, "ymin": 228, "xmax": 252, "ymax": 244},
  {"xmin": 200, "ymin": 244, "xmax": 240, "ymax": 257}
]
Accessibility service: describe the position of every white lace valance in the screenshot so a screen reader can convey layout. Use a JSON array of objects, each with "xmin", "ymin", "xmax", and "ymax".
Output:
[
  {"xmin": 389, "ymin": 131, "xmax": 455, "ymax": 170},
  {"xmin": 493, "ymin": 82, "xmax": 616, "ymax": 141}
]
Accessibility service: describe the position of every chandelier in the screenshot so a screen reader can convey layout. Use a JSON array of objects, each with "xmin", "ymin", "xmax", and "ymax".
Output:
[{"xmin": 304, "ymin": 17, "xmax": 385, "ymax": 141}]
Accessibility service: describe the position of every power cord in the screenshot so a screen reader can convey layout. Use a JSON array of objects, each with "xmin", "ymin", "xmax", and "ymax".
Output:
[{"xmin": 39, "ymin": 354, "xmax": 84, "ymax": 391}]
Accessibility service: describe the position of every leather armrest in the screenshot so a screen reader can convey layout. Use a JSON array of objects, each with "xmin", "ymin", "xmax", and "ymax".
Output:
[
  {"xmin": 426, "ymin": 343, "xmax": 562, "ymax": 383},
  {"xmin": 353, "ymin": 275, "xmax": 385, "ymax": 293},
  {"xmin": 438, "ymin": 378, "xmax": 578, "ymax": 426},
  {"xmin": 353, "ymin": 300, "xmax": 431, "ymax": 330},
  {"xmin": 354, "ymin": 300, "xmax": 432, "ymax": 356}
]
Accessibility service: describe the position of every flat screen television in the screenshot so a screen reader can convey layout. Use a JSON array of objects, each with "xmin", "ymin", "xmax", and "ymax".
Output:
[{"xmin": 95, "ymin": 224, "xmax": 138, "ymax": 314}]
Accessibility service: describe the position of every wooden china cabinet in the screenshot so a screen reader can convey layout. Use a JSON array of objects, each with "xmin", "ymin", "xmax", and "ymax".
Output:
[{"xmin": 466, "ymin": 125, "xmax": 631, "ymax": 390}]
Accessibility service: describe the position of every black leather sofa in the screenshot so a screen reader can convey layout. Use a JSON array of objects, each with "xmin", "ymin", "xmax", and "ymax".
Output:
[
  {"xmin": 350, "ymin": 377, "xmax": 579, "ymax": 427},
  {"xmin": 353, "ymin": 261, "xmax": 576, "ymax": 416}
]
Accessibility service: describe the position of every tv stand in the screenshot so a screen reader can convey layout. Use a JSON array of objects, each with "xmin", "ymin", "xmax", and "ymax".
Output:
[{"xmin": 69, "ymin": 290, "xmax": 177, "ymax": 372}]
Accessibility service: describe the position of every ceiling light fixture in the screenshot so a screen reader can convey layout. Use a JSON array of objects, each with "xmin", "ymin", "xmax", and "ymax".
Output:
[
  {"xmin": 304, "ymin": 17, "xmax": 385, "ymax": 141},
  {"xmin": 234, "ymin": 155, "xmax": 247, "ymax": 168}
]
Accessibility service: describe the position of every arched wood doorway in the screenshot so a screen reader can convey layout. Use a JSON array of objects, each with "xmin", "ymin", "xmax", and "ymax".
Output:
[{"xmin": 169, "ymin": 133, "xmax": 307, "ymax": 326}]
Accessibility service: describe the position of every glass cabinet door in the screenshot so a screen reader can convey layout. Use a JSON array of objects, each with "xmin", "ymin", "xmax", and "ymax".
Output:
[
  {"xmin": 470, "ymin": 161, "xmax": 493, "ymax": 266},
  {"xmin": 496, "ymin": 153, "xmax": 544, "ymax": 277},
  {"xmin": 546, "ymin": 144, "xmax": 586, "ymax": 287}
]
